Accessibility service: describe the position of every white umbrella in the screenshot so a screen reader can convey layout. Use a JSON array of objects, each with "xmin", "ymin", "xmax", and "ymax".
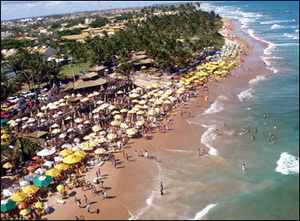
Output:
[
  {"xmin": 41, "ymin": 119, "xmax": 47, "ymax": 123},
  {"xmin": 34, "ymin": 168, "xmax": 46, "ymax": 175},
  {"xmin": 19, "ymin": 180, "xmax": 30, "ymax": 187},
  {"xmin": 43, "ymin": 161, "xmax": 54, "ymax": 167},
  {"xmin": 36, "ymin": 147, "xmax": 56, "ymax": 157},
  {"xmin": 99, "ymin": 131, "xmax": 106, "ymax": 135},
  {"xmin": 74, "ymin": 138, "xmax": 80, "ymax": 143},
  {"xmin": 67, "ymin": 128, "xmax": 73, "ymax": 132},
  {"xmin": 59, "ymin": 133, "xmax": 67, "ymax": 139},
  {"xmin": 22, "ymin": 117, "xmax": 29, "ymax": 121},
  {"xmin": 54, "ymin": 156, "xmax": 63, "ymax": 162},
  {"xmin": 51, "ymin": 123, "xmax": 59, "ymax": 128},
  {"xmin": 27, "ymin": 118, "xmax": 36, "ymax": 123},
  {"xmin": 3, "ymin": 188, "xmax": 14, "ymax": 197},
  {"xmin": 74, "ymin": 118, "xmax": 83, "ymax": 123},
  {"xmin": 83, "ymin": 120, "xmax": 90, "ymax": 124},
  {"xmin": 22, "ymin": 125, "xmax": 28, "ymax": 129}
]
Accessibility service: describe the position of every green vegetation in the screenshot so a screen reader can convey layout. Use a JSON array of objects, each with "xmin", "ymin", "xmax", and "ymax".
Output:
[
  {"xmin": 89, "ymin": 17, "xmax": 109, "ymax": 28},
  {"xmin": 1, "ymin": 38, "xmax": 36, "ymax": 50},
  {"xmin": 65, "ymin": 18, "xmax": 85, "ymax": 28},
  {"xmin": 57, "ymin": 27, "xmax": 86, "ymax": 37}
]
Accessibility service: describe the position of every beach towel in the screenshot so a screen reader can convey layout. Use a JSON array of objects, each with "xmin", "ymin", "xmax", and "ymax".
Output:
[{"xmin": 53, "ymin": 196, "xmax": 66, "ymax": 204}]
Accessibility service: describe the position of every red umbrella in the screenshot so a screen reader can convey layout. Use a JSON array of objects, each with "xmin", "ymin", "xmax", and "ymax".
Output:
[
  {"xmin": 17, "ymin": 202, "xmax": 27, "ymax": 210},
  {"xmin": 198, "ymin": 82, "xmax": 204, "ymax": 85},
  {"xmin": 32, "ymin": 156, "xmax": 40, "ymax": 160},
  {"xmin": 27, "ymin": 164, "xmax": 40, "ymax": 171},
  {"xmin": 173, "ymin": 75, "xmax": 180, "ymax": 79}
]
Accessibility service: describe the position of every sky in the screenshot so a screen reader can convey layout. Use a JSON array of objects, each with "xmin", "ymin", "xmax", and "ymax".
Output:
[{"xmin": 1, "ymin": 1, "xmax": 194, "ymax": 21}]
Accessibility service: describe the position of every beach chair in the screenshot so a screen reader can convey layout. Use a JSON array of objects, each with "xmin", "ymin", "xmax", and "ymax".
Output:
[{"xmin": 53, "ymin": 196, "xmax": 66, "ymax": 204}]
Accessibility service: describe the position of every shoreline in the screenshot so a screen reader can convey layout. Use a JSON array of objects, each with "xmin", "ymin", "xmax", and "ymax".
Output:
[{"xmin": 42, "ymin": 17, "xmax": 271, "ymax": 220}]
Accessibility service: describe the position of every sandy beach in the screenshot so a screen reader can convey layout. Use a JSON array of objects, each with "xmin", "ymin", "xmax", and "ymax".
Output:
[{"xmin": 39, "ymin": 17, "xmax": 270, "ymax": 220}]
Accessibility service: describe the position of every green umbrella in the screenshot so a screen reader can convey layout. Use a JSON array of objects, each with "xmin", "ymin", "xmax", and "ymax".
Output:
[
  {"xmin": 1, "ymin": 118, "xmax": 8, "ymax": 124},
  {"xmin": 1, "ymin": 199, "xmax": 16, "ymax": 211},
  {"xmin": 33, "ymin": 175, "xmax": 53, "ymax": 187}
]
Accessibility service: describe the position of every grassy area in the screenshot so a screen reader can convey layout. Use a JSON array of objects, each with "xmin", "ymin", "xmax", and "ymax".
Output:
[{"xmin": 59, "ymin": 62, "xmax": 92, "ymax": 79}]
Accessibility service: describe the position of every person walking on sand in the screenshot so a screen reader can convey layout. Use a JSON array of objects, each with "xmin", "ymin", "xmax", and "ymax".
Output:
[
  {"xmin": 85, "ymin": 203, "xmax": 91, "ymax": 213},
  {"xmin": 242, "ymin": 163, "xmax": 246, "ymax": 171},
  {"xmin": 75, "ymin": 196, "xmax": 81, "ymax": 208},
  {"xmin": 160, "ymin": 182, "xmax": 164, "ymax": 195},
  {"xmin": 83, "ymin": 195, "xmax": 87, "ymax": 205}
]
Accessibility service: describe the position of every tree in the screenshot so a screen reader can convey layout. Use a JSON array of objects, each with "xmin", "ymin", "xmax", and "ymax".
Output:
[{"xmin": 89, "ymin": 17, "xmax": 108, "ymax": 28}]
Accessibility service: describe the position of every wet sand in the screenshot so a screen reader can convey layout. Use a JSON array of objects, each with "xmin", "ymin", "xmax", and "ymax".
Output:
[{"xmin": 43, "ymin": 18, "xmax": 269, "ymax": 220}]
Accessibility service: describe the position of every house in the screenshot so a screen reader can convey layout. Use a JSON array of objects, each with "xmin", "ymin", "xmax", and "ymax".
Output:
[{"xmin": 28, "ymin": 46, "xmax": 57, "ymax": 58}]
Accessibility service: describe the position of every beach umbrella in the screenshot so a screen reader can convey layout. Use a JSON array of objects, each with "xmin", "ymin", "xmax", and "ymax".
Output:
[
  {"xmin": 110, "ymin": 121, "xmax": 120, "ymax": 126},
  {"xmin": 83, "ymin": 146, "xmax": 93, "ymax": 151},
  {"xmin": 9, "ymin": 192, "xmax": 28, "ymax": 202},
  {"xmin": 20, "ymin": 208, "xmax": 30, "ymax": 216},
  {"xmin": 19, "ymin": 180, "xmax": 30, "ymax": 187},
  {"xmin": 65, "ymin": 116, "xmax": 72, "ymax": 120},
  {"xmin": 51, "ymin": 129, "xmax": 61, "ymax": 134},
  {"xmin": 59, "ymin": 149, "xmax": 73, "ymax": 157},
  {"xmin": 112, "ymin": 110, "xmax": 120, "ymax": 115},
  {"xmin": 2, "ymin": 162, "xmax": 13, "ymax": 169},
  {"xmin": 126, "ymin": 128, "xmax": 138, "ymax": 136},
  {"xmin": 128, "ymin": 109, "xmax": 136, "ymax": 114},
  {"xmin": 120, "ymin": 123, "xmax": 129, "ymax": 129},
  {"xmin": 3, "ymin": 188, "xmax": 14, "ymax": 197},
  {"xmin": 137, "ymin": 110, "xmax": 145, "ymax": 115},
  {"xmin": 63, "ymin": 154, "xmax": 82, "ymax": 164},
  {"xmin": 36, "ymin": 147, "xmax": 56, "ymax": 157},
  {"xmin": 107, "ymin": 133, "xmax": 117, "ymax": 140},
  {"xmin": 54, "ymin": 156, "xmax": 63, "ymax": 162},
  {"xmin": 54, "ymin": 163, "xmax": 69, "ymax": 170},
  {"xmin": 27, "ymin": 164, "xmax": 40, "ymax": 172},
  {"xmin": 120, "ymin": 109, "xmax": 128, "ymax": 113},
  {"xmin": 56, "ymin": 184, "xmax": 65, "ymax": 193},
  {"xmin": 22, "ymin": 117, "xmax": 29, "ymax": 121},
  {"xmin": 34, "ymin": 168, "xmax": 46, "ymax": 175},
  {"xmin": 94, "ymin": 148, "xmax": 107, "ymax": 155},
  {"xmin": 132, "ymin": 99, "xmax": 139, "ymax": 103},
  {"xmin": 59, "ymin": 133, "xmax": 67, "ymax": 139},
  {"xmin": 76, "ymin": 93, "xmax": 82, "ymax": 97},
  {"xmin": 74, "ymin": 138, "xmax": 80, "ymax": 143},
  {"xmin": 83, "ymin": 120, "xmax": 90, "ymax": 124},
  {"xmin": 96, "ymin": 137, "xmax": 107, "ymax": 144},
  {"xmin": 45, "ymin": 168, "xmax": 61, "ymax": 177},
  {"xmin": 141, "ymin": 65, "xmax": 147, "ymax": 69},
  {"xmin": 92, "ymin": 125, "xmax": 101, "ymax": 132},
  {"xmin": 7, "ymin": 119, "xmax": 16, "ymax": 125},
  {"xmin": 1, "ymin": 199, "xmax": 17, "ymax": 212},
  {"xmin": 83, "ymin": 135, "xmax": 92, "ymax": 140},
  {"xmin": 33, "ymin": 175, "xmax": 53, "ymax": 187},
  {"xmin": 41, "ymin": 106, "xmax": 47, "ymax": 111},
  {"xmin": 27, "ymin": 118, "xmax": 36, "ymax": 123},
  {"xmin": 92, "ymin": 91, "xmax": 100, "ymax": 96},
  {"xmin": 96, "ymin": 100, "xmax": 104, "ymax": 105},
  {"xmin": 43, "ymin": 161, "xmax": 54, "ymax": 168},
  {"xmin": 152, "ymin": 83, "xmax": 161, "ymax": 88},
  {"xmin": 34, "ymin": 201, "xmax": 44, "ymax": 209},
  {"xmin": 73, "ymin": 150, "xmax": 87, "ymax": 158},
  {"xmin": 89, "ymin": 141, "xmax": 97, "ymax": 147},
  {"xmin": 1, "ymin": 134, "xmax": 10, "ymax": 140},
  {"xmin": 135, "ymin": 121, "xmax": 144, "ymax": 126},
  {"xmin": 22, "ymin": 185, "xmax": 40, "ymax": 195},
  {"xmin": 139, "ymin": 100, "xmax": 147, "ymax": 105},
  {"xmin": 17, "ymin": 202, "xmax": 27, "ymax": 210},
  {"xmin": 114, "ymin": 114, "xmax": 123, "ymax": 120},
  {"xmin": 74, "ymin": 118, "xmax": 83, "ymax": 123},
  {"xmin": 80, "ymin": 97, "xmax": 89, "ymax": 102},
  {"xmin": 117, "ymin": 90, "xmax": 123, "ymax": 94},
  {"xmin": 32, "ymin": 156, "xmax": 40, "ymax": 161},
  {"xmin": 108, "ymin": 105, "xmax": 116, "ymax": 110},
  {"xmin": 129, "ymin": 93, "xmax": 139, "ymax": 98},
  {"xmin": 24, "ymin": 175, "xmax": 35, "ymax": 182},
  {"xmin": 51, "ymin": 123, "xmax": 59, "ymax": 128}
]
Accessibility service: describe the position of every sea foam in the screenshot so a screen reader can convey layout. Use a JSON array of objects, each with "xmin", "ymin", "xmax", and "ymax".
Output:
[
  {"xmin": 260, "ymin": 19, "xmax": 295, "ymax": 25},
  {"xmin": 249, "ymin": 75, "xmax": 267, "ymax": 85},
  {"xmin": 237, "ymin": 88, "xmax": 254, "ymax": 102},
  {"xmin": 201, "ymin": 125, "xmax": 218, "ymax": 156},
  {"xmin": 275, "ymin": 152, "xmax": 299, "ymax": 175},
  {"xmin": 271, "ymin": 24, "xmax": 282, "ymax": 29},
  {"xmin": 203, "ymin": 95, "xmax": 228, "ymax": 115},
  {"xmin": 191, "ymin": 203, "xmax": 218, "ymax": 220}
]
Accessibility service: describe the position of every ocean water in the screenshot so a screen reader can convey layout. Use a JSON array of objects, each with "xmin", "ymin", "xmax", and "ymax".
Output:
[{"xmin": 129, "ymin": 1, "xmax": 299, "ymax": 220}]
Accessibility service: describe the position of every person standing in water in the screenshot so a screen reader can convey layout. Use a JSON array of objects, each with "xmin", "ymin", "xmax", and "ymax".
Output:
[{"xmin": 242, "ymin": 163, "xmax": 246, "ymax": 171}]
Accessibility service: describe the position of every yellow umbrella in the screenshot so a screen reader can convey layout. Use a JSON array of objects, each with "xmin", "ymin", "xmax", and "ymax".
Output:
[
  {"xmin": 34, "ymin": 201, "xmax": 44, "ymax": 209},
  {"xmin": 114, "ymin": 115, "xmax": 123, "ymax": 120},
  {"xmin": 139, "ymin": 100, "xmax": 147, "ymax": 105},
  {"xmin": 132, "ymin": 99, "xmax": 139, "ymax": 103},
  {"xmin": 9, "ymin": 192, "xmax": 28, "ymax": 202},
  {"xmin": 141, "ymin": 65, "xmax": 147, "ymax": 69},
  {"xmin": 89, "ymin": 141, "xmax": 97, "ymax": 147},
  {"xmin": 63, "ymin": 154, "xmax": 82, "ymax": 164},
  {"xmin": 147, "ymin": 109, "xmax": 157, "ymax": 116},
  {"xmin": 59, "ymin": 149, "xmax": 73, "ymax": 157},
  {"xmin": 92, "ymin": 125, "xmax": 101, "ymax": 132},
  {"xmin": 56, "ymin": 184, "xmax": 65, "ymax": 193},
  {"xmin": 83, "ymin": 146, "xmax": 93, "ymax": 151},
  {"xmin": 96, "ymin": 100, "xmax": 104, "ymax": 105},
  {"xmin": 135, "ymin": 121, "xmax": 144, "ymax": 126},
  {"xmin": 3, "ymin": 162, "xmax": 13, "ymax": 169},
  {"xmin": 54, "ymin": 163, "xmax": 69, "ymax": 170},
  {"xmin": 45, "ymin": 168, "xmax": 61, "ymax": 177},
  {"xmin": 120, "ymin": 123, "xmax": 129, "ymax": 129},
  {"xmin": 120, "ymin": 109, "xmax": 128, "ymax": 113},
  {"xmin": 73, "ymin": 150, "xmax": 87, "ymax": 158},
  {"xmin": 128, "ymin": 109, "xmax": 136, "ymax": 114},
  {"xmin": 112, "ymin": 111, "xmax": 120, "ymax": 115},
  {"xmin": 52, "ymin": 129, "xmax": 61, "ymax": 134},
  {"xmin": 83, "ymin": 135, "xmax": 92, "ymax": 140},
  {"xmin": 117, "ymin": 90, "xmax": 123, "ymax": 94},
  {"xmin": 97, "ymin": 137, "xmax": 107, "ymax": 143},
  {"xmin": 22, "ymin": 185, "xmax": 40, "ymax": 195},
  {"xmin": 20, "ymin": 209, "xmax": 30, "ymax": 216},
  {"xmin": 126, "ymin": 128, "xmax": 137, "ymax": 136},
  {"xmin": 1, "ymin": 134, "xmax": 10, "ymax": 140},
  {"xmin": 65, "ymin": 116, "xmax": 72, "ymax": 120},
  {"xmin": 137, "ymin": 110, "xmax": 145, "ymax": 115},
  {"xmin": 107, "ymin": 133, "xmax": 117, "ymax": 140},
  {"xmin": 94, "ymin": 148, "xmax": 107, "ymax": 154},
  {"xmin": 110, "ymin": 121, "xmax": 120, "ymax": 126},
  {"xmin": 152, "ymin": 83, "xmax": 161, "ymax": 88}
]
